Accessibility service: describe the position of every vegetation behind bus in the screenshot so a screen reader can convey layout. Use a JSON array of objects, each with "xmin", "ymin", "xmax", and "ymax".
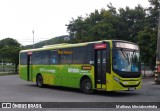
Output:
[
  {"xmin": 0, "ymin": 64, "xmax": 17, "ymax": 75},
  {"xmin": 1, "ymin": 0, "xmax": 159, "ymax": 74},
  {"xmin": 0, "ymin": 38, "xmax": 21, "ymax": 74},
  {"xmin": 66, "ymin": 0, "xmax": 159, "ymax": 70},
  {"xmin": 19, "ymin": 0, "xmax": 159, "ymax": 70}
]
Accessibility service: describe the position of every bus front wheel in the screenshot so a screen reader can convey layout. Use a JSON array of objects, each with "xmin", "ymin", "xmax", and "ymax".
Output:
[
  {"xmin": 36, "ymin": 74, "xmax": 44, "ymax": 88},
  {"xmin": 81, "ymin": 78, "xmax": 93, "ymax": 94}
]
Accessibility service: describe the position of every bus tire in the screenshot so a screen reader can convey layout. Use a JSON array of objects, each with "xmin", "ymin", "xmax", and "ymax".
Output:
[
  {"xmin": 81, "ymin": 78, "xmax": 93, "ymax": 94},
  {"xmin": 36, "ymin": 74, "xmax": 44, "ymax": 88}
]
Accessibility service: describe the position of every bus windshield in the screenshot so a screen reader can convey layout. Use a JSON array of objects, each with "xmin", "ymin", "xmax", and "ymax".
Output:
[{"xmin": 113, "ymin": 49, "xmax": 140, "ymax": 72}]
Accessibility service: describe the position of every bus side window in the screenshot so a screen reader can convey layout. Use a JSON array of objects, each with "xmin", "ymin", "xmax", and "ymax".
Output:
[
  {"xmin": 58, "ymin": 48, "xmax": 73, "ymax": 64},
  {"xmin": 73, "ymin": 47, "xmax": 86, "ymax": 64},
  {"xmin": 86, "ymin": 44, "xmax": 94, "ymax": 64},
  {"xmin": 20, "ymin": 52, "xmax": 27, "ymax": 65},
  {"xmin": 50, "ymin": 51, "xmax": 58, "ymax": 64},
  {"xmin": 60, "ymin": 55, "xmax": 72, "ymax": 64},
  {"xmin": 41, "ymin": 50, "xmax": 50, "ymax": 64},
  {"xmin": 33, "ymin": 52, "xmax": 42, "ymax": 65}
]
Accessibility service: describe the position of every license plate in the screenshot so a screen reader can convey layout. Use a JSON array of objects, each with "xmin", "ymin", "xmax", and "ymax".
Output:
[{"xmin": 128, "ymin": 87, "xmax": 135, "ymax": 91}]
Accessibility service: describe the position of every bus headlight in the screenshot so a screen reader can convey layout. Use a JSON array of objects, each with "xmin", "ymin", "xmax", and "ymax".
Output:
[{"xmin": 114, "ymin": 76, "xmax": 120, "ymax": 83}]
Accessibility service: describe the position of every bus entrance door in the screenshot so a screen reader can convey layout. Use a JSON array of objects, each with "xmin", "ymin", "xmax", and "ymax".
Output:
[
  {"xmin": 27, "ymin": 52, "xmax": 32, "ymax": 81},
  {"xmin": 95, "ymin": 49, "xmax": 107, "ymax": 89}
]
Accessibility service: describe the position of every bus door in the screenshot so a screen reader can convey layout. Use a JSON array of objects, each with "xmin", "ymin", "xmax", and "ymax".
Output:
[
  {"xmin": 95, "ymin": 44, "xmax": 107, "ymax": 89},
  {"xmin": 27, "ymin": 52, "xmax": 32, "ymax": 81}
]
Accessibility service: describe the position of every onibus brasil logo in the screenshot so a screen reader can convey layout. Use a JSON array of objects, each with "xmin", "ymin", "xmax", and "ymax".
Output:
[{"xmin": 2, "ymin": 103, "xmax": 42, "ymax": 109}]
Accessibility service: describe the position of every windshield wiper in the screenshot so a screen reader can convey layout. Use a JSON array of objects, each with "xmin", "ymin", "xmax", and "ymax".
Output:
[
  {"xmin": 120, "ymin": 49, "xmax": 130, "ymax": 64},
  {"xmin": 131, "ymin": 50, "xmax": 138, "ymax": 71}
]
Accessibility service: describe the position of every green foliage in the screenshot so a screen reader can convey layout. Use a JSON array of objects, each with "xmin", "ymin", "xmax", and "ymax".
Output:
[
  {"xmin": 67, "ymin": 4, "xmax": 147, "ymax": 43},
  {"xmin": 138, "ymin": 27, "xmax": 157, "ymax": 68},
  {"xmin": 0, "ymin": 38, "xmax": 21, "ymax": 73},
  {"xmin": 118, "ymin": 5, "xmax": 146, "ymax": 42},
  {"xmin": 66, "ymin": 0, "xmax": 159, "ymax": 68},
  {"xmin": 0, "ymin": 38, "xmax": 20, "ymax": 48},
  {"xmin": 67, "ymin": 4, "xmax": 119, "ymax": 43},
  {"xmin": 2, "ymin": 0, "xmax": 158, "ymax": 69},
  {"xmin": 0, "ymin": 47, "xmax": 20, "ymax": 64},
  {"xmin": 140, "ymin": 0, "xmax": 160, "ymax": 68}
]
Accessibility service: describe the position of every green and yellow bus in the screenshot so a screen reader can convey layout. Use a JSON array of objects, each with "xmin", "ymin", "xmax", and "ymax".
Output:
[{"xmin": 19, "ymin": 40, "xmax": 141, "ymax": 93}]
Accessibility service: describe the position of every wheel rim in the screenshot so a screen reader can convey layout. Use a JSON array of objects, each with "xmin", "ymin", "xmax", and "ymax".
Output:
[
  {"xmin": 81, "ymin": 79, "xmax": 93, "ymax": 93},
  {"xmin": 37, "ymin": 76, "xmax": 42, "ymax": 86},
  {"xmin": 85, "ymin": 81, "xmax": 91, "ymax": 90}
]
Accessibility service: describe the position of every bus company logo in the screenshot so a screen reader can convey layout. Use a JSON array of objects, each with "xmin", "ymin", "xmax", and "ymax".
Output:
[
  {"xmin": 2, "ymin": 103, "xmax": 11, "ymax": 108},
  {"xmin": 40, "ymin": 68, "xmax": 55, "ymax": 73},
  {"xmin": 68, "ymin": 68, "xmax": 80, "ymax": 73}
]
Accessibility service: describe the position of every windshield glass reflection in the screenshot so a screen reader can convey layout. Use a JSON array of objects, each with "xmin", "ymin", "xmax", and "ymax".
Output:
[{"xmin": 113, "ymin": 49, "xmax": 140, "ymax": 72}]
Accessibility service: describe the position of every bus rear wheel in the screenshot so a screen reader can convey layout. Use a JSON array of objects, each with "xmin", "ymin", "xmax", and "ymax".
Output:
[
  {"xmin": 81, "ymin": 78, "xmax": 93, "ymax": 94},
  {"xmin": 36, "ymin": 74, "xmax": 44, "ymax": 88}
]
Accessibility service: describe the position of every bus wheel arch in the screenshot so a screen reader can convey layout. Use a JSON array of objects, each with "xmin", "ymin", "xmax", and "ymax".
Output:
[
  {"xmin": 80, "ymin": 76, "xmax": 93, "ymax": 94},
  {"xmin": 36, "ymin": 73, "xmax": 44, "ymax": 88}
]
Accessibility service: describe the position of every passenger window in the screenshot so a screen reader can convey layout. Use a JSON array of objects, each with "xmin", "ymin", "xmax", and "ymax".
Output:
[
  {"xmin": 41, "ymin": 50, "xmax": 49, "ymax": 64},
  {"xmin": 33, "ymin": 52, "xmax": 41, "ymax": 64},
  {"xmin": 50, "ymin": 51, "xmax": 58, "ymax": 64}
]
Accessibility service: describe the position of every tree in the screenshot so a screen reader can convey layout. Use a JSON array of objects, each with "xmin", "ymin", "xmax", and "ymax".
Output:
[
  {"xmin": 0, "ymin": 38, "xmax": 21, "ymax": 73},
  {"xmin": 0, "ymin": 38, "xmax": 20, "ymax": 48},
  {"xmin": 140, "ymin": 0, "xmax": 160, "ymax": 69},
  {"xmin": 66, "ymin": 1, "xmax": 159, "ymax": 69},
  {"xmin": 67, "ymin": 3, "xmax": 146, "ymax": 43},
  {"xmin": 146, "ymin": 0, "xmax": 159, "ymax": 29},
  {"xmin": 118, "ymin": 5, "xmax": 146, "ymax": 43},
  {"xmin": 67, "ymin": 4, "xmax": 118, "ymax": 43},
  {"xmin": 138, "ymin": 27, "xmax": 157, "ymax": 69}
]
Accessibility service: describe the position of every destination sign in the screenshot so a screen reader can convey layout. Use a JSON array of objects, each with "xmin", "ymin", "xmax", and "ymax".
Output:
[
  {"xmin": 94, "ymin": 44, "xmax": 106, "ymax": 49},
  {"xmin": 28, "ymin": 52, "xmax": 32, "ymax": 55},
  {"xmin": 58, "ymin": 50, "xmax": 73, "ymax": 55}
]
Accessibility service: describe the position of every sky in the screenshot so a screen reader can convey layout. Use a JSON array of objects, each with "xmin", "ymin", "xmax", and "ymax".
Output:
[{"xmin": 0, "ymin": 0, "xmax": 150, "ymax": 46}]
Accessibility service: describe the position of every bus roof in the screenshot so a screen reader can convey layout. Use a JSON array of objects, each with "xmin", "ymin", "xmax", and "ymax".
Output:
[{"xmin": 20, "ymin": 40, "xmax": 136, "ymax": 53}]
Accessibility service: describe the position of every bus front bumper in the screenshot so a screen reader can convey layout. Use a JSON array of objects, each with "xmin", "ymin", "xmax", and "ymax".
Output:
[{"xmin": 106, "ymin": 78, "xmax": 142, "ymax": 91}]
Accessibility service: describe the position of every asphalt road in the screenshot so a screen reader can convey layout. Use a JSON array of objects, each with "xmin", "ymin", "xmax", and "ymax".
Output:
[{"xmin": 0, "ymin": 75, "xmax": 160, "ymax": 102}]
